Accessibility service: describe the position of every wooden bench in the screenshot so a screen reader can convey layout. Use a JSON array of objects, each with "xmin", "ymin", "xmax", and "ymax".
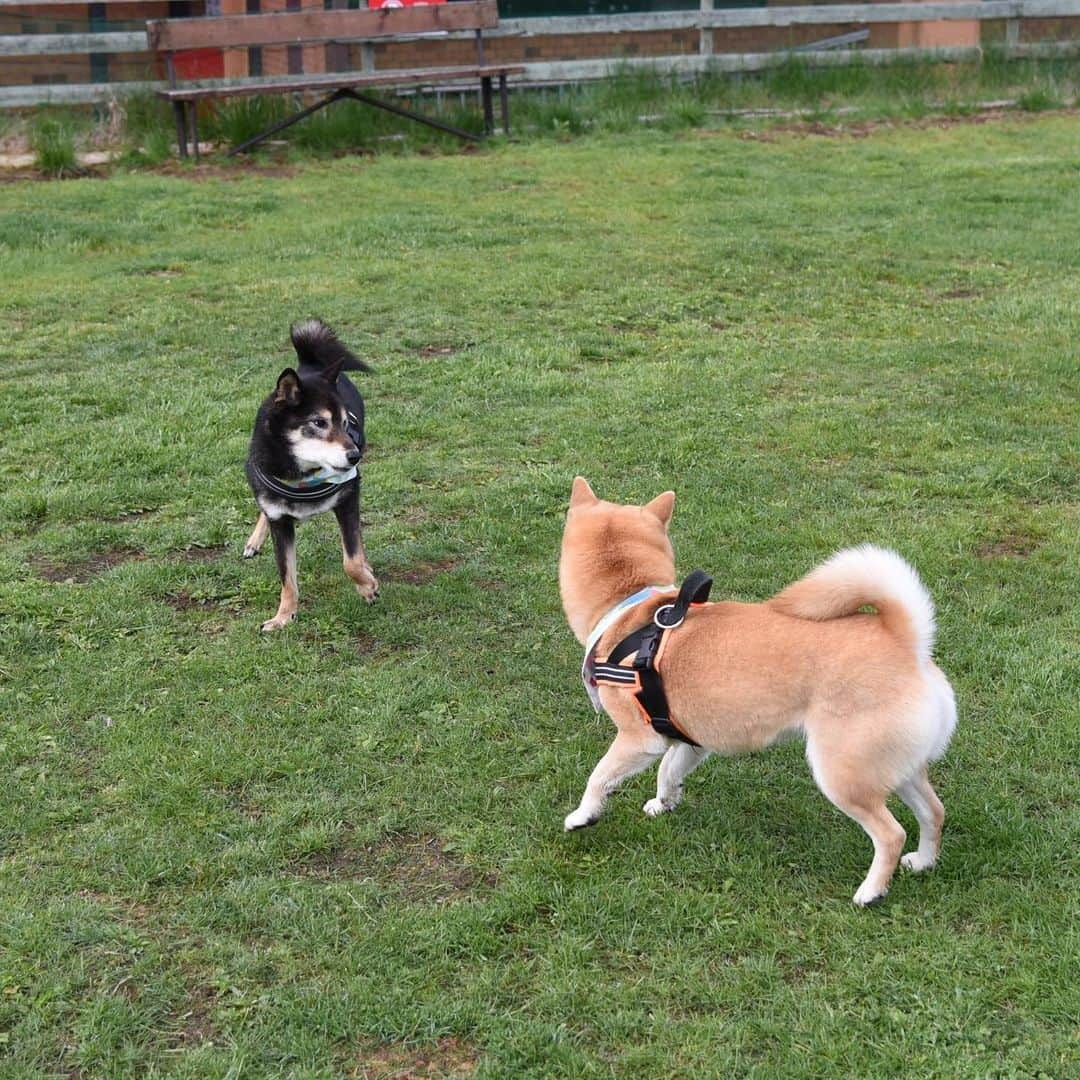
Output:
[{"xmin": 145, "ymin": 1, "xmax": 523, "ymax": 160}]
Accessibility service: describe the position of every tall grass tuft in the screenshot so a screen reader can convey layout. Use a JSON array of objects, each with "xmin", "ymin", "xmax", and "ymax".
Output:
[
  {"xmin": 122, "ymin": 90, "xmax": 175, "ymax": 142},
  {"xmin": 205, "ymin": 96, "xmax": 289, "ymax": 150},
  {"xmin": 1017, "ymin": 83, "xmax": 1063, "ymax": 111},
  {"xmin": 32, "ymin": 117, "xmax": 79, "ymax": 177}
]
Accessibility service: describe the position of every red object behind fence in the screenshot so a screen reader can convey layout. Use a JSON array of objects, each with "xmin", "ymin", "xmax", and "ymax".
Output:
[
  {"xmin": 172, "ymin": 48, "xmax": 225, "ymax": 80},
  {"xmin": 368, "ymin": 0, "xmax": 446, "ymax": 8}
]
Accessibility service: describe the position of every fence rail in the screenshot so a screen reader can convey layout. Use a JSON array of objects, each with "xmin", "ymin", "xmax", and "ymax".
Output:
[
  {"xmin": 2, "ymin": 1, "xmax": 1079, "ymax": 107},
  {"xmin": 497, "ymin": 1, "xmax": 1075, "ymax": 34}
]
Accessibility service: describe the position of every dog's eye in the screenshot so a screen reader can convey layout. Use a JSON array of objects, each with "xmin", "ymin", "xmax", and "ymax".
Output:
[{"xmin": 311, "ymin": 417, "xmax": 329, "ymax": 430}]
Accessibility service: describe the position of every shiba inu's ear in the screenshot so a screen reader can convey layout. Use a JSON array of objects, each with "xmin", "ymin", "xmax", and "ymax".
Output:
[
  {"xmin": 570, "ymin": 476, "xmax": 598, "ymax": 509},
  {"xmin": 322, "ymin": 356, "xmax": 345, "ymax": 385},
  {"xmin": 273, "ymin": 368, "xmax": 303, "ymax": 408},
  {"xmin": 644, "ymin": 490, "xmax": 675, "ymax": 528}
]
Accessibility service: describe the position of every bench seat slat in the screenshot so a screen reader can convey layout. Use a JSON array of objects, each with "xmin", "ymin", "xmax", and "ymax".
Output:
[{"xmin": 157, "ymin": 65, "xmax": 524, "ymax": 102}]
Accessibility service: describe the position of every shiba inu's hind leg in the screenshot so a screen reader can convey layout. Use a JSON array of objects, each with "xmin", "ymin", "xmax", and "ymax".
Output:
[
  {"xmin": 827, "ymin": 787, "xmax": 906, "ymax": 906},
  {"xmin": 243, "ymin": 512, "xmax": 269, "ymax": 558},
  {"xmin": 808, "ymin": 740, "xmax": 906, "ymax": 906},
  {"xmin": 565, "ymin": 728, "xmax": 667, "ymax": 832},
  {"xmin": 644, "ymin": 743, "xmax": 711, "ymax": 817},
  {"xmin": 897, "ymin": 769, "xmax": 945, "ymax": 873}
]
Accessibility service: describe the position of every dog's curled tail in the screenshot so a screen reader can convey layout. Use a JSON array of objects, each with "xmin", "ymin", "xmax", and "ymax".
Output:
[
  {"xmin": 768, "ymin": 545, "xmax": 936, "ymax": 664},
  {"xmin": 290, "ymin": 319, "xmax": 372, "ymax": 373}
]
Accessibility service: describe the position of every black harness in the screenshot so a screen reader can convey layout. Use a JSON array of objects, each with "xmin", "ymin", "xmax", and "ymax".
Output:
[{"xmin": 592, "ymin": 570, "xmax": 713, "ymax": 746}]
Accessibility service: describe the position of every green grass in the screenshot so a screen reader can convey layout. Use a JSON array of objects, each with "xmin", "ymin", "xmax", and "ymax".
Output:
[
  {"xmin": 29, "ymin": 116, "xmax": 79, "ymax": 178},
  {"xmin": 0, "ymin": 116, "xmax": 1077, "ymax": 1077}
]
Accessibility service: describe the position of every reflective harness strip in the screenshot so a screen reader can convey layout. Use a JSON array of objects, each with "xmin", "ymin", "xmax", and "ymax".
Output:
[{"xmin": 584, "ymin": 570, "xmax": 713, "ymax": 747}]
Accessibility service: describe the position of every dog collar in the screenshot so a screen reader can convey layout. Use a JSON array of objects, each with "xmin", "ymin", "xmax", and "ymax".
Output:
[
  {"xmin": 252, "ymin": 462, "xmax": 357, "ymax": 501},
  {"xmin": 582, "ymin": 584, "xmax": 676, "ymax": 712}
]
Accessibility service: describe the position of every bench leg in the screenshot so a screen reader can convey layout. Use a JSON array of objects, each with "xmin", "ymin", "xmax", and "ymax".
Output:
[
  {"xmin": 499, "ymin": 73, "xmax": 510, "ymax": 136},
  {"xmin": 189, "ymin": 101, "xmax": 200, "ymax": 163},
  {"xmin": 228, "ymin": 89, "xmax": 345, "ymax": 156},
  {"xmin": 340, "ymin": 89, "xmax": 482, "ymax": 143},
  {"xmin": 172, "ymin": 101, "xmax": 188, "ymax": 159},
  {"xmin": 481, "ymin": 76, "xmax": 494, "ymax": 137}
]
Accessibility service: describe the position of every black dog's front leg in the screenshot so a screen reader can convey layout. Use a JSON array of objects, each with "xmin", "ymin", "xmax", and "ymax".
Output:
[
  {"xmin": 261, "ymin": 517, "xmax": 298, "ymax": 631},
  {"xmin": 333, "ymin": 495, "xmax": 379, "ymax": 604}
]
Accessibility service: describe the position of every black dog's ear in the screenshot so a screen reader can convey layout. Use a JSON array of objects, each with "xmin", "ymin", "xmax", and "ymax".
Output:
[
  {"xmin": 273, "ymin": 368, "xmax": 303, "ymax": 407},
  {"xmin": 321, "ymin": 356, "xmax": 345, "ymax": 386}
]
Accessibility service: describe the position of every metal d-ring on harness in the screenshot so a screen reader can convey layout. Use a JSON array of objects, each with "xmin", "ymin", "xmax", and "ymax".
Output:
[{"xmin": 591, "ymin": 570, "xmax": 713, "ymax": 746}]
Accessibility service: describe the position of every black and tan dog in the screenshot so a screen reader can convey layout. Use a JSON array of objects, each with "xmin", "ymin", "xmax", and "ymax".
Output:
[{"xmin": 244, "ymin": 320, "xmax": 378, "ymax": 631}]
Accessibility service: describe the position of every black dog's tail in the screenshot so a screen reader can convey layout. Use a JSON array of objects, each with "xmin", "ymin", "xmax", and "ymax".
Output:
[{"xmin": 290, "ymin": 319, "xmax": 372, "ymax": 373}]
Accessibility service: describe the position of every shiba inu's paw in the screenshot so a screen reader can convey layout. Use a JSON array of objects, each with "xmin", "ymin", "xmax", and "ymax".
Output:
[
  {"xmin": 564, "ymin": 808, "xmax": 599, "ymax": 831},
  {"xmin": 355, "ymin": 578, "xmax": 379, "ymax": 604},
  {"xmin": 260, "ymin": 612, "xmax": 296, "ymax": 632},
  {"xmin": 243, "ymin": 514, "xmax": 269, "ymax": 558},
  {"xmin": 900, "ymin": 851, "xmax": 936, "ymax": 873},
  {"xmin": 852, "ymin": 882, "xmax": 888, "ymax": 907},
  {"xmin": 643, "ymin": 797, "xmax": 672, "ymax": 817}
]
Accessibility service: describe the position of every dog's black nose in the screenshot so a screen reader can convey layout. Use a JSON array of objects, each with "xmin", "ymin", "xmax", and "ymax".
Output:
[{"xmin": 346, "ymin": 449, "xmax": 361, "ymax": 466}]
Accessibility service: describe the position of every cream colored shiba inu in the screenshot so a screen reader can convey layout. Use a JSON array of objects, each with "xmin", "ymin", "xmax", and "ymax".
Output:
[{"xmin": 559, "ymin": 478, "xmax": 956, "ymax": 905}]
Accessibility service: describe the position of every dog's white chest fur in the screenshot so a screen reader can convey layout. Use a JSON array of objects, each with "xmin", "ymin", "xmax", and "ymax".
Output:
[{"xmin": 257, "ymin": 491, "xmax": 344, "ymax": 521}]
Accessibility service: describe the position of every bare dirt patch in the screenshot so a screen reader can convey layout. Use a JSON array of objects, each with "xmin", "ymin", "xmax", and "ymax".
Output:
[
  {"xmin": 215, "ymin": 783, "xmax": 264, "ymax": 821},
  {"xmin": 163, "ymin": 588, "xmax": 243, "ymax": 615},
  {"xmin": 734, "ymin": 106, "xmax": 1080, "ymax": 143},
  {"xmin": 351, "ymin": 1036, "xmax": 478, "ymax": 1079},
  {"xmin": 178, "ymin": 543, "xmax": 228, "ymax": 562},
  {"xmin": 136, "ymin": 267, "xmax": 184, "ymax": 279},
  {"xmin": 110, "ymin": 507, "xmax": 159, "ymax": 522},
  {"xmin": 152, "ymin": 160, "xmax": 298, "ymax": 181},
  {"xmin": 381, "ymin": 557, "xmax": 460, "ymax": 585},
  {"xmin": 34, "ymin": 547, "xmax": 146, "ymax": 583},
  {"xmin": 415, "ymin": 344, "xmax": 462, "ymax": 360},
  {"xmin": 76, "ymin": 888, "xmax": 155, "ymax": 928},
  {"xmin": 167, "ymin": 986, "xmax": 219, "ymax": 1050},
  {"xmin": 976, "ymin": 534, "xmax": 1038, "ymax": 558},
  {"xmin": 299, "ymin": 629, "xmax": 401, "ymax": 657},
  {"xmin": 609, "ymin": 322, "xmax": 659, "ymax": 336},
  {"xmin": 296, "ymin": 835, "xmax": 495, "ymax": 902}
]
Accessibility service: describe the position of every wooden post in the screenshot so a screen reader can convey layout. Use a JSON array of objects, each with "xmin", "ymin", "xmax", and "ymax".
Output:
[
  {"xmin": 700, "ymin": 0, "xmax": 714, "ymax": 59},
  {"xmin": 1005, "ymin": 18, "xmax": 1020, "ymax": 54},
  {"xmin": 327, "ymin": 0, "xmax": 350, "ymax": 73},
  {"xmin": 220, "ymin": 0, "xmax": 249, "ymax": 79}
]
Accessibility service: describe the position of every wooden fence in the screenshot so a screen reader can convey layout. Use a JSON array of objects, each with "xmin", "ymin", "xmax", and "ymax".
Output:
[{"xmin": 1, "ymin": 0, "xmax": 1078, "ymax": 107}]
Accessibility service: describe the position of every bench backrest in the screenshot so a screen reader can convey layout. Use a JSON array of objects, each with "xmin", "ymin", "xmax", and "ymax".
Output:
[{"xmin": 146, "ymin": 1, "xmax": 499, "ymax": 54}]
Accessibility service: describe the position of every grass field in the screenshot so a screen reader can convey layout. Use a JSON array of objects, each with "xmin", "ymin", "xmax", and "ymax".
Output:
[{"xmin": 1, "ymin": 114, "xmax": 1078, "ymax": 1077}]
